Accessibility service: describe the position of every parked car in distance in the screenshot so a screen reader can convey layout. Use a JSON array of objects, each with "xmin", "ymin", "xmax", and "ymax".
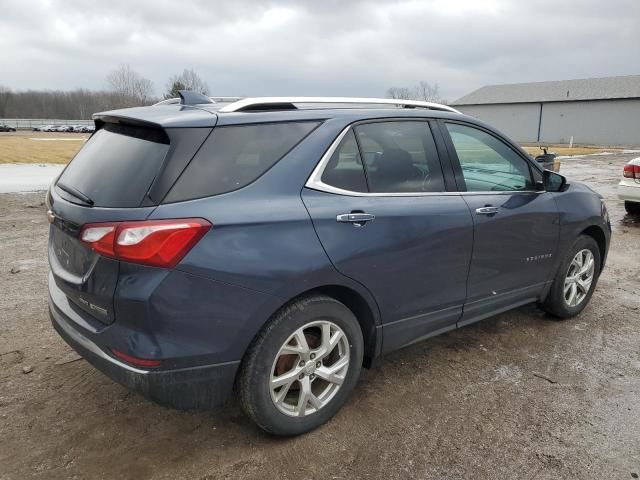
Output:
[
  {"xmin": 47, "ymin": 94, "xmax": 611, "ymax": 436},
  {"xmin": 0, "ymin": 124, "xmax": 16, "ymax": 132},
  {"xmin": 41, "ymin": 125, "xmax": 59, "ymax": 132},
  {"xmin": 619, "ymin": 157, "xmax": 640, "ymax": 215}
]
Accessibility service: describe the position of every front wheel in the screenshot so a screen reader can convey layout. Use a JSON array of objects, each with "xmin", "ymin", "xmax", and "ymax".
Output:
[
  {"xmin": 541, "ymin": 235, "xmax": 601, "ymax": 319},
  {"xmin": 237, "ymin": 295, "xmax": 363, "ymax": 436}
]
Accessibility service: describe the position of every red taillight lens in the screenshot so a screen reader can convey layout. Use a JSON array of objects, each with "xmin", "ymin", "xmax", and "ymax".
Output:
[
  {"xmin": 80, "ymin": 218, "xmax": 211, "ymax": 268},
  {"xmin": 110, "ymin": 349, "xmax": 162, "ymax": 368},
  {"xmin": 624, "ymin": 164, "xmax": 640, "ymax": 179}
]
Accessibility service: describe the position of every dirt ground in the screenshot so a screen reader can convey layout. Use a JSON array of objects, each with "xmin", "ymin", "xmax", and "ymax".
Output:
[{"xmin": 1, "ymin": 154, "xmax": 639, "ymax": 480}]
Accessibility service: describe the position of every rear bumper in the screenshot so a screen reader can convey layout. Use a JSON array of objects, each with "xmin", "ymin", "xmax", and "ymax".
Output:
[
  {"xmin": 618, "ymin": 181, "xmax": 640, "ymax": 203},
  {"xmin": 49, "ymin": 297, "xmax": 239, "ymax": 409}
]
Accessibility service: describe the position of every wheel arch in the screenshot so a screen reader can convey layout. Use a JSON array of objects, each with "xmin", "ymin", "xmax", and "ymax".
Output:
[
  {"xmin": 248, "ymin": 284, "xmax": 382, "ymax": 370},
  {"xmin": 314, "ymin": 285, "xmax": 380, "ymax": 367},
  {"xmin": 580, "ymin": 224, "xmax": 607, "ymax": 271}
]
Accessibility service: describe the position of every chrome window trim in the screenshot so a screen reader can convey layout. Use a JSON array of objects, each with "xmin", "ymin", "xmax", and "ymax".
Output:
[{"xmin": 305, "ymin": 125, "xmax": 544, "ymax": 198}]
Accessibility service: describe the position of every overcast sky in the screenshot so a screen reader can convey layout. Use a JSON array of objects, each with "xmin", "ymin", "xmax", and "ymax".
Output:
[{"xmin": 1, "ymin": 0, "xmax": 639, "ymax": 101}]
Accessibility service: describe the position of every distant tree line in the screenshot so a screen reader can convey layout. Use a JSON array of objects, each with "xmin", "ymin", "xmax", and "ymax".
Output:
[
  {"xmin": 386, "ymin": 81, "xmax": 447, "ymax": 104},
  {"xmin": 0, "ymin": 65, "xmax": 210, "ymax": 120}
]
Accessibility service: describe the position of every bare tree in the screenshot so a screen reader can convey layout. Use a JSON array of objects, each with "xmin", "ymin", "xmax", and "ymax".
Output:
[
  {"xmin": 106, "ymin": 64, "xmax": 155, "ymax": 107},
  {"xmin": 386, "ymin": 87, "xmax": 413, "ymax": 100},
  {"xmin": 0, "ymin": 86, "xmax": 12, "ymax": 118},
  {"xmin": 386, "ymin": 81, "xmax": 444, "ymax": 103},
  {"xmin": 164, "ymin": 69, "xmax": 209, "ymax": 99},
  {"xmin": 0, "ymin": 88, "xmax": 160, "ymax": 120},
  {"xmin": 414, "ymin": 81, "xmax": 441, "ymax": 102}
]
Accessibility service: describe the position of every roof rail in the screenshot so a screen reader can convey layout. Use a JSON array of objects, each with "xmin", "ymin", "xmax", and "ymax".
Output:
[
  {"xmin": 152, "ymin": 95, "xmax": 245, "ymax": 106},
  {"xmin": 218, "ymin": 97, "xmax": 460, "ymax": 114}
]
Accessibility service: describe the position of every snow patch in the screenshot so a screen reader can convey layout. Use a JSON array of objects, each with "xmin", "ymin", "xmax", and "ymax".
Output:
[
  {"xmin": 0, "ymin": 163, "xmax": 64, "ymax": 193},
  {"xmin": 557, "ymin": 149, "xmax": 640, "ymax": 160}
]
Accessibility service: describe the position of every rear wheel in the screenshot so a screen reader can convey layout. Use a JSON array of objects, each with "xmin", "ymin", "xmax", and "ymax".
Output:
[
  {"xmin": 625, "ymin": 201, "xmax": 640, "ymax": 216},
  {"xmin": 238, "ymin": 295, "xmax": 363, "ymax": 436},
  {"xmin": 541, "ymin": 235, "xmax": 600, "ymax": 319}
]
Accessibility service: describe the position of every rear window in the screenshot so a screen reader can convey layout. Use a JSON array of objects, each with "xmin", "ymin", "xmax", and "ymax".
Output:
[
  {"xmin": 164, "ymin": 121, "xmax": 319, "ymax": 202},
  {"xmin": 57, "ymin": 123, "xmax": 169, "ymax": 207}
]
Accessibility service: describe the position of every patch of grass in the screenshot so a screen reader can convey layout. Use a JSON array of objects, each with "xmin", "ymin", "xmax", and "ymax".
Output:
[
  {"xmin": 520, "ymin": 144, "xmax": 626, "ymax": 157},
  {"xmin": 0, "ymin": 134, "xmax": 86, "ymax": 164}
]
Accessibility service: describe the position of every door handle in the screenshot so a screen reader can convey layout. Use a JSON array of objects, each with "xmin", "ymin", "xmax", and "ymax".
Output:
[
  {"xmin": 475, "ymin": 206, "xmax": 499, "ymax": 215},
  {"xmin": 336, "ymin": 213, "xmax": 375, "ymax": 226}
]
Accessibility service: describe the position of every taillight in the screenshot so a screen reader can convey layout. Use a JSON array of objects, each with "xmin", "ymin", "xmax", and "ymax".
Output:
[
  {"xmin": 110, "ymin": 349, "xmax": 162, "ymax": 368},
  {"xmin": 624, "ymin": 164, "xmax": 640, "ymax": 179},
  {"xmin": 80, "ymin": 218, "xmax": 211, "ymax": 268}
]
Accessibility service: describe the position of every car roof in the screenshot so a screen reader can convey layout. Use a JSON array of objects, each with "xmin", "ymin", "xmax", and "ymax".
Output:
[{"xmin": 94, "ymin": 103, "xmax": 471, "ymax": 129}]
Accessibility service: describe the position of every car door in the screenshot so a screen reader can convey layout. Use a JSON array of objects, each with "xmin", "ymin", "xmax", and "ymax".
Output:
[
  {"xmin": 302, "ymin": 120, "xmax": 474, "ymax": 353},
  {"xmin": 439, "ymin": 121, "xmax": 560, "ymax": 327}
]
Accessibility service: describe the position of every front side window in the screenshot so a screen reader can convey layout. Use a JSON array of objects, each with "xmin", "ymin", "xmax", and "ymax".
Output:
[
  {"xmin": 354, "ymin": 121, "xmax": 445, "ymax": 193},
  {"xmin": 446, "ymin": 123, "xmax": 534, "ymax": 192}
]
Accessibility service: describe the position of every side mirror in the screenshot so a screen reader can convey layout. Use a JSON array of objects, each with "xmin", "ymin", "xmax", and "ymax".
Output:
[{"xmin": 542, "ymin": 170, "xmax": 566, "ymax": 192}]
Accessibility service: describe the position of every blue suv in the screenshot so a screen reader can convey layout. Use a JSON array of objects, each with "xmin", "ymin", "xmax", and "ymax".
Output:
[{"xmin": 48, "ymin": 93, "xmax": 610, "ymax": 435}]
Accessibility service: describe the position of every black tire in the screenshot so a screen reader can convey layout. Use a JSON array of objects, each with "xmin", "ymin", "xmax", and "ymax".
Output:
[
  {"xmin": 237, "ymin": 294, "xmax": 363, "ymax": 436},
  {"xmin": 625, "ymin": 201, "xmax": 640, "ymax": 216},
  {"xmin": 541, "ymin": 235, "xmax": 601, "ymax": 319}
]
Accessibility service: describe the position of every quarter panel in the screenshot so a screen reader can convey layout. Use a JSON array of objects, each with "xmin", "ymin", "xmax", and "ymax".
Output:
[{"xmin": 152, "ymin": 192, "xmax": 339, "ymax": 297}]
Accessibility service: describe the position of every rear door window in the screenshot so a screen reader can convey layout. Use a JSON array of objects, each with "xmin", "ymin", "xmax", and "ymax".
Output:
[
  {"xmin": 320, "ymin": 130, "xmax": 368, "ymax": 192},
  {"xmin": 165, "ymin": 121, "xmax": 319, "ymax": 202},
  {"xmin": 354, "ymin": 121, "xmax": 445, "ymax": 193},
  {"xmin": 57, "ymin": 123, "xmax": 169, "ymax": 207}
]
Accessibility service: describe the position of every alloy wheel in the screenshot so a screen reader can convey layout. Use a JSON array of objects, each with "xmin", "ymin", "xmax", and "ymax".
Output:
[
  {"xmin": 269, "ymin": 320, "xmax": 350, "ymax": 417},
  {"xmin": 564, "ymin": 249, "xmax": 595, "ymax": 307}
]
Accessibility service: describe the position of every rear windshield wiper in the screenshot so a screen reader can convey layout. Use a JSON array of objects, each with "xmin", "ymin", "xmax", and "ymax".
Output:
[{"xmin": 56, "ymin": 181, "xmax": 95, "ymax": 206}]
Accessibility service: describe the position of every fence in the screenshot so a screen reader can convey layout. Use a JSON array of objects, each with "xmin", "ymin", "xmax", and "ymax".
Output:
[{"xmin": 0, "ymin": 119, "xmax": 94, "ymax": 130}]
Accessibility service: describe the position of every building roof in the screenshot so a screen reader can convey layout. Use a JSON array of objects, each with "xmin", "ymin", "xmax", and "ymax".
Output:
[{"xmin": 451, "ymin": 75, "xmax": 640, "ymax": 105}]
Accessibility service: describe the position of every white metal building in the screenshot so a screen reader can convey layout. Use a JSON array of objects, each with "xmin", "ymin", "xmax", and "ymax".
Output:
[{"xmin": 451, "ymin": 75, "xmax": 640, "ymax": 146}]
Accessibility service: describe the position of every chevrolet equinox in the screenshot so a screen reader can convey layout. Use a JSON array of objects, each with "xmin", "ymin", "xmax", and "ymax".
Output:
[{"xmin": 48, "ymin": 93, "xmax": 611, "ymax": 435}]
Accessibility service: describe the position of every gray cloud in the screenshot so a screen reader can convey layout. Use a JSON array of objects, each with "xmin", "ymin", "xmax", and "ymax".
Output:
[{"xmin": 1, "ymin": 0, "xmax": 639, "ymax": 100}]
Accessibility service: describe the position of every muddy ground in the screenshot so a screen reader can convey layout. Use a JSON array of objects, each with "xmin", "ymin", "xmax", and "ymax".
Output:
[{"xmin": 1, "ymin": 154, "xmax": 639, "ymax": 480}]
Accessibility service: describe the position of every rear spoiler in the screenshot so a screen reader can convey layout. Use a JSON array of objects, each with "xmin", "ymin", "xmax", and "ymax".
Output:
[{"xmin": 93, "ymin": 105, "xmax": 218, "ymax": 129}]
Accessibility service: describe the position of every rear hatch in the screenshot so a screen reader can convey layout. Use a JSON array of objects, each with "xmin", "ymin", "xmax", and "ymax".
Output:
[{"xmin": 48, "ymin": 119, "xmax": 211, "ymax": 326}]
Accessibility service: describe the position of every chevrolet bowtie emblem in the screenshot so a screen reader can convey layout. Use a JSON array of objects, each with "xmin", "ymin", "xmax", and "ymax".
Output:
[{"xmin": 46, "ymin": 210, "xmax": 56, "ymax": 224}]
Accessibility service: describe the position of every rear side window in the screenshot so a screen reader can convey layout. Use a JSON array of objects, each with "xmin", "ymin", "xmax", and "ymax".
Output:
[
  {"xmin": 57, "ymin": 123, "xmax": 169, "ymax": 207},
  {"xmin": 320, "ymin": 130, "xmax": 368, "ymax": 192},
  {"xmin": 355, "ymin": 121, "xmax": 445, "ymax": 193},
  {"xmin": 165, "ymin": 122, "xmax": 319, "ymax": 202}
]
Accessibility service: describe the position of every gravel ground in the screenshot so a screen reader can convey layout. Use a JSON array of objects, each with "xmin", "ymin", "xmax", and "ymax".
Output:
[{"xmin": 1, "ymin": 154, "xmax": 639, "ymax": 480}]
